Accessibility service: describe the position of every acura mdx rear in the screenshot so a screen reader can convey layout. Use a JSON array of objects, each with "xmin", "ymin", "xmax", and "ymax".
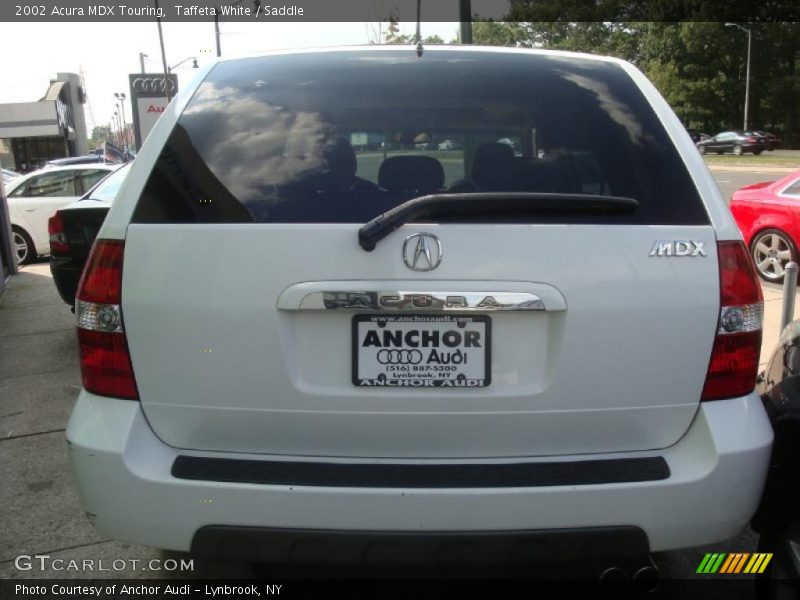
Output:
[{"xmin": 66, "ymin": 46, "xmax": 773, "ymax": 571}]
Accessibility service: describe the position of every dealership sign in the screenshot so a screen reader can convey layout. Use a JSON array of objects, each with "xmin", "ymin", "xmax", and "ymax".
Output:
[{"xmin": 128, "ymin": 73, "xmax": 178, "ymax": 150}]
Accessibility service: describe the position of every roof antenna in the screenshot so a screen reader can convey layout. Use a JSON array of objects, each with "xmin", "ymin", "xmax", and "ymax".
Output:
[{"xmin": 415, "ymin": 0, "xmax": 423, "ymax": 57}]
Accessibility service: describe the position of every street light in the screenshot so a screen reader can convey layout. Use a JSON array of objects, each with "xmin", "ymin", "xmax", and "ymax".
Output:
[
  {"xmin": 139, "ymin": 52, "xmax": 148, "ymax": 74},
  {"xmin": 114, "ymin": 92, "xmax": 128, "ymax": 150},
  {"xmin": 113, "ymin": 110, "xmax": 122, "ymax": 147},
  {"xmin": 725, "ymin": 22, "xmax": 752, "ymax": 131},
  {"xmin": 169, "ymin": 57, "xmax": 199, "ymax": 72}
]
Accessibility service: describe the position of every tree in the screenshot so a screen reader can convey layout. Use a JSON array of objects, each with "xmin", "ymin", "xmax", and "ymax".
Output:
[
  {"xmin": 90, "ymin": 125, "xmax": 111, "ymax": 148},
  {"xmin": 364, "ymin": 0, "xmax": 389, "ymax": 44},
  {"xmin": 382, "ymin": 18, "xmax": 446, "ymax": 45},
  {"xmin": 384, "ymin": 14, "xmax": 402, "ymax": 44},
  {"xmin": 465, "ymin": 20, "xmax": 800, "ymax": 145},
  {"xmin": 471, "ymin": 22, "xmax": 531, "ymax": 47}
]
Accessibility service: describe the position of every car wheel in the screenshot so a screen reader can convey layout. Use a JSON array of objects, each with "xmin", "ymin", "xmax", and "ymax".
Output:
[
  {"xmin": 733, "ymin": 144, "xmax": 744, "ymax": 155},
  {"xmin": 698, "ymin": 145, "xmax": 707, "ymax": 155},
  {"xmin": 751, "ymin": 229, "xmax": 797, "ymax": 283},
  {"xmin": 11, "ymin": 226, "xmax": 36, "ymax": 265},
  {"xmin": 755, "ymin": 150, "xmax": 764, "ymax": 156}
]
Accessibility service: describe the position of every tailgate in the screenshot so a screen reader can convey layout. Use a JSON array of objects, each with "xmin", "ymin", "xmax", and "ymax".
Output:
[{"xmin": 123, "ymin": 223, "xmax": 718, "ymax": 457}]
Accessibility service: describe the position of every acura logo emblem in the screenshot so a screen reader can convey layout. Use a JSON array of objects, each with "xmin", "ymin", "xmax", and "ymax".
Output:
[{"xmin": 403, "ymin": 233, "xmax": 442, "ymax": 271}]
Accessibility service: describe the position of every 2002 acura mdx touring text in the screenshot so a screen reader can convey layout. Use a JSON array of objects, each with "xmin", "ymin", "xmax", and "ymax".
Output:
[{"xmin": 66, "ymin": 46, "xmax": 773, "ymax": 575}]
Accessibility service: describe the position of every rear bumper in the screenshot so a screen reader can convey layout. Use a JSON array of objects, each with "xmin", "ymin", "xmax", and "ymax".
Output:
[{"xmin": 66, "ymin": 392, "xmax": 772, "ymax": 556}]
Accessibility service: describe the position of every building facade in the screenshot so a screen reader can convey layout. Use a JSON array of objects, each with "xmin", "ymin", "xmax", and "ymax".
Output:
[{"xmin": 0, "ymin": 73, "xmax": 89, "ymax": 173}]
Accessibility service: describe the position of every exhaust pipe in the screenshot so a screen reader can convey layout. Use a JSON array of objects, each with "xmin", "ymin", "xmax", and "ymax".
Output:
[
  {"xmin": 599, "ymin": 566, "xmax": 629, "ymax": 591},
  {"xmin": 632, "ymin": 559, "xmax": 660, "ymax": 593}
]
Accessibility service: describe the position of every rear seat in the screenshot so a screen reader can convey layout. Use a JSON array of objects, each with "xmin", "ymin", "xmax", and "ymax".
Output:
[
  {"xmin": 453, "ymin": 142, "xmax": 581, "ymax": 194},
  {"xmin": 378, "ymin": 156, "xmax": 445, "ymax": 194}
]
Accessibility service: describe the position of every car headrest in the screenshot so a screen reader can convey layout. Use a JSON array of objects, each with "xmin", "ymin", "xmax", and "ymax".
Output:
[
  {"xmin": 471, "ymin": 142, "xmax": 516, "ymax": 190},
  {"xmin": 322, "ymin": 138, "xmax": 358, "ymax": 187},
  {"xmin": 378, "ymin": 156, "xmax": 445, "ymax": 194}
]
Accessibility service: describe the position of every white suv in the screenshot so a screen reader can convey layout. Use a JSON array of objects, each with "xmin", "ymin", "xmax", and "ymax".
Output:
[{"xmin": 67, "ymin": 46, "xmax": 772, "ymax": 574}]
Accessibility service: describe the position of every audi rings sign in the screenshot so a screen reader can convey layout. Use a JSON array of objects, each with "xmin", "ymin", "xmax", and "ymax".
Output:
[
  {"xmin": 128, "ymin": 73, "xmax": 178, "ymax": 149},
  {"xmin": 353, "ymin": 315, "xmax": 491, "ymax": 387}
]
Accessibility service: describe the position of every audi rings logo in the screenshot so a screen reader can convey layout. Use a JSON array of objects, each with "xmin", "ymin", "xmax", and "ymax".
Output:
[
  {"xmin": 377, "ymin": 349, "xmax": 423, "ymax": 365},
  {"xmin": 131, "ymin": 77, "xmax": 177, "ymax": 94}
]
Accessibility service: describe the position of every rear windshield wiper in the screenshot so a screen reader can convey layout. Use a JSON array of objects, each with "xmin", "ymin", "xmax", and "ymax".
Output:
[{"xmin": 358, "ymin": 192, "xmax": 640, "ymax": 251}]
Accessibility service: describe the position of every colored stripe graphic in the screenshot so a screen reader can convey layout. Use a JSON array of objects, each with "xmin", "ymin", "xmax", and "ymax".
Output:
[
  {"xmin": 697, "ymin": 553, "xmax": 727, "ymax": 574},
  {"xmin": 744, "ymin": 554, "xmax": 773, "ymax": 574},
  {"xmin": 733, "ymin": 553, "xmax": 750, "ymax": 574},
  {"xmin": 696, "ymin": 553, "xmax": 714, "ymax": 573},
  {"xmin": 697, "ymin": 552, "xmax": 773, "ymax": 574},
  {"xmin": 719, "ymin": 554, "xmax": 736, "ymax": 573}
]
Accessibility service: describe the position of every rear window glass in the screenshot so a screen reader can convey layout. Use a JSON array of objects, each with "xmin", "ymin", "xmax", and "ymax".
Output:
[{"xmin": 132, "ymin": 49, "xmax": 708, "ymax": 226}]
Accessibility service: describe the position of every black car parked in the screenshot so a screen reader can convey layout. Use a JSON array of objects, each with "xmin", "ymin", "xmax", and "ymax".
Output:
[
  {"xmin": 686, "ymin": 128, "xmax": 710, "ymax": 143},
  {"xmin": 696, "ymin": 130, "xmax": 768, "ymax": 156},
  {"xmin": 754, "ymin": 131, "xmax": 781, "ymax": 151},
  {"xmin": 48, "ymin": 163, "xmax": 130, "ymax": 307}
]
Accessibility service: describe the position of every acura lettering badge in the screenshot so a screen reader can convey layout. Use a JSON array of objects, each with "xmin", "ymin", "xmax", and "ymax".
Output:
[{"xmin": 403, "ymin": 233, "xmax": 442, "ymax": 271}]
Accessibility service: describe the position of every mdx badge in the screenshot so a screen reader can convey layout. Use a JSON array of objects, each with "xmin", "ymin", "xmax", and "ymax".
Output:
[
  {"xmin": 403, "ymin": 233, "xmax": 442, "ymax": 271},
  {"xmin": 649, "ymin": 240, "xmax": 707, "ymax": 257}
]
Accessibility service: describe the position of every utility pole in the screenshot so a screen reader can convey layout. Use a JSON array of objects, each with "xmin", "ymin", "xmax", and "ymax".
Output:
[
  {"xmin": 459, "ymin": 0, "xmax": 472, "ymax": 44},
  {"xmin": 215, "ymin": 12, "xmax": 222, "ymax": 57},
  {"xmin": 725, "ymin": 22, "xmax": 752, "ymax": 131},
  {"xmin": 215, "ymin": 0, "xmax": 246, "ymax": 57},
  {"xmin": 154, "ymin": 0, "xmax": 172, "ymax": 102}
]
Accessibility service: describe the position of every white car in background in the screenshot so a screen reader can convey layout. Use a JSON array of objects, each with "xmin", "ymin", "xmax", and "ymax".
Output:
[
  {"xmin": 2, "ymin": 168, "xmax": 20, "ymax": 185},
  {"xmin": 6, "ymin": 164, "xmax": 116, "ymax": 264}
]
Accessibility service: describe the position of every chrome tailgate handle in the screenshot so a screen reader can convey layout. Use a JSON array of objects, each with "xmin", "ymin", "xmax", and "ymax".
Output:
[
  {"xmin": 277, "ymin": 283, "xmax": 567, "ymax": 312},
  {"xmin": 311, "ymin": 291, "xmax": 544, "ymax": 311}
]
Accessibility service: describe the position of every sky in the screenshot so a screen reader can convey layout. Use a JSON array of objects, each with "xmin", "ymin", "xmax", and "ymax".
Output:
[{"xmin": 0, "ymin": 20, "xmax": 461, "ymax": 135}]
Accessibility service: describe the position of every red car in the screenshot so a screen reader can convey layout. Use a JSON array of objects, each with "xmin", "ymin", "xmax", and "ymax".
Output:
[{"xmin": 730, "ymin": 170, "xmax": 800, "ymax": 282}]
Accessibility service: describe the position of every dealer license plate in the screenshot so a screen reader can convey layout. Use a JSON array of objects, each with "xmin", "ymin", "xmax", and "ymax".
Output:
[{"xmin": 352, "ymin": 315, "xmax": 491, "ymax": 387}]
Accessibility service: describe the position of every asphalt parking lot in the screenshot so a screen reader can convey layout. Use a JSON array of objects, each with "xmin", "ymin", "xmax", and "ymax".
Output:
[
  {"xmin": 714, "ymin": 169, "xmax": 792, "ymax": 203},
  {"xmin": 0, "ymin": 165, "xmax": 797, "ymax": 588}
]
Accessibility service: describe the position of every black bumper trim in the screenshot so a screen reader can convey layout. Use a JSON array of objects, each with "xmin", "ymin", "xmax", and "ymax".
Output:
[
  {"xmin": 191, "ymin": 525, "xmax": 650, "ymax": 567},
  {"xmin": 171, "ymin": 455, "xmax": 669, "ymax": 488}
]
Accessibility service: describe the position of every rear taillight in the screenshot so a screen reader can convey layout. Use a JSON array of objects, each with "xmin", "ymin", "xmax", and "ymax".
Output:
[
  {"xmin": 747, "ymin": 137, "xmax": 758, "ymax": 143},
  {"xmin": 701, "ymin": 241, "xmax": 763, "ymax": 401},
  {"xmin": 48, "ymin": 213, "xmax": 69, "ymax": 254},
  {"xmin": 76, "ymin": 240, "xmax": 139, "ymax": 400}
]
